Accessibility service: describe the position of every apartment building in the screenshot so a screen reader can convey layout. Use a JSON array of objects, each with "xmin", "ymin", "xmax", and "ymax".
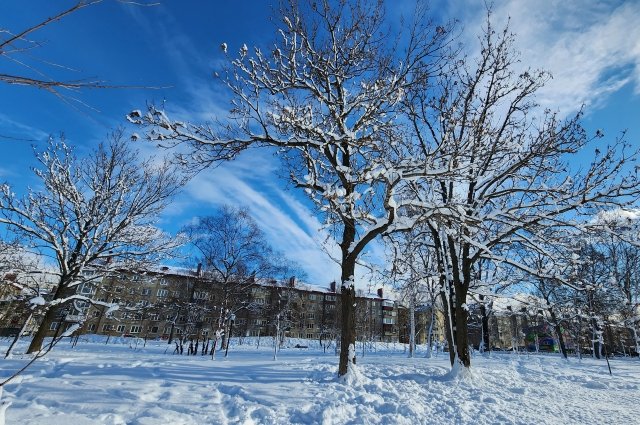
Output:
[{"xmin": 33, "ymin": 267, "xmax": 403, "ymax": 345}]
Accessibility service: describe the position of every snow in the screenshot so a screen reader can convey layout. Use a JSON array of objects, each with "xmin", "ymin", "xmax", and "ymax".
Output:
[
  {"xmin": 28, "ymin": 297, "xmax": 45, "ymax": 307},
  {"xmin": 1, "ymin": 337, "xmax": 639, "ymax": 424}
]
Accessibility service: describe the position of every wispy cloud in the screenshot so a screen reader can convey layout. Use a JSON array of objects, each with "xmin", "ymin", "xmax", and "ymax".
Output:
[
  {"xmin": 167, "ymin": 151, "xmax": 343, "ymax": 286},
  {"xmin": 437, "ymin": 0, "xmax": 640, "ymax": 115},
  {"xmin": 0, "ymin": 113, "xmax": 50, "ymax": 142}
]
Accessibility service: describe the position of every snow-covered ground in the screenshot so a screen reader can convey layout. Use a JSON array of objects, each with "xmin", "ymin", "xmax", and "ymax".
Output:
[{"xmin": 1, "ymin": 337, "xmax": 639, "ymax": 424}]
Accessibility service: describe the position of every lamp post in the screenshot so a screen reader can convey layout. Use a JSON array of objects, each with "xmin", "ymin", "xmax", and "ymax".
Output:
[{"xmin": 225, "ymin": 313, "xmax": 236, "ymax": 358}]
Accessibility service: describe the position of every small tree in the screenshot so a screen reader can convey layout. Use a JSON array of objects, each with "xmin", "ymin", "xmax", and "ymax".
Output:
[
  {"xmin": 0, "ymin": 132, "xmax": 184, "ymax": 354},
  {"xmin": 182, "ymin": 206, "xmax": 289, "ymax": 352}
]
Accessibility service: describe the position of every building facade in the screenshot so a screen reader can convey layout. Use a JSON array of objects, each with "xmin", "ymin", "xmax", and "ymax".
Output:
[{"xmin": 29, "ymin": 267, "xmax": 405, "ymax": 346}]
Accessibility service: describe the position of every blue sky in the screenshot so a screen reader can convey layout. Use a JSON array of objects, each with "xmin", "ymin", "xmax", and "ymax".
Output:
[{"xmin": 1, "ymin": 0, "xmax": 639, "ymax": 289}]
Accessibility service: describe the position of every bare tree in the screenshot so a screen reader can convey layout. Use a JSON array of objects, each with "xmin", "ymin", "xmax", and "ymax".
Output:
[
  {"xmin": 404, "ymin": 19, "xmax": 640, "ymax": 370},
  {"xmin": 0, "ymin": 132, "xmax": 185, "ymax": 353},
  {"xmin": 129, "ymin": 0, "xmax": 453, "ymax": 377},
  {"xmin": 590, "ymin": 213, "xmax": 640, "ymax": 356},
  {"xmin": 385, "ymin": 228, "xmax": 438, "ymax": 358},
  {"xmin": 182, "ymin": 206, "xmax": 288, "ymax": 353}
]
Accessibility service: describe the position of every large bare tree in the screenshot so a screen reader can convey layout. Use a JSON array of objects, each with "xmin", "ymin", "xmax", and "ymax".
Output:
[
  {"xmin": 129, "ymin": 0, "xmax": 453, "ymax": 377},
  {"xmin": 0, "ymin": 132, "xmax": 185, "ymax": 353},
  {"xmin": 404, "ymin": 20, "xmax": 640, "ymax": 370}
]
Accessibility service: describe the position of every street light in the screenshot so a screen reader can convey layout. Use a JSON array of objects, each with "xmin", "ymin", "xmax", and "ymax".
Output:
[{"xmin": 225, "ymin": 313, "xmax": 236, "ymax": 358}]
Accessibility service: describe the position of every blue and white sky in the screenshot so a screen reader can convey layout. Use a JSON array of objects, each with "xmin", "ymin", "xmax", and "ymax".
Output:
[{"xmin": 1, "ymin": 0, "xmax": 639, "ymax": 288}]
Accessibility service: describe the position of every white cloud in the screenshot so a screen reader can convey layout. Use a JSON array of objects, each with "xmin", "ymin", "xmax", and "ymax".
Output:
[
  {"xmin": 0, "ymin": 113, "xmax": 50, "ymax": 142},
  {"xmin": 175, "ymin": 150, "xmax": 343, "ymax": 286},
  {"xmin": 439, "ymin": 0, "xmax": 640, "ymax": 116}
]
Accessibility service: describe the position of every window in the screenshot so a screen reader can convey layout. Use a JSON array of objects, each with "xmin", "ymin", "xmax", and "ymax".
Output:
[
  {"xmin": 111, "ymin": 298, "xmax": 120, "ymax": 304},
  {"xmin": 159, "ymin": 278, "xmax": 168, "ymax": 285},
  {"xmin": 130, "ymin": 325, "xmax": 142, "ymax": 334},
  {"xmin": 255, "ymin": 298, "xmax": 265, "ymax": 304},
  {"xmin": 129, "ymin": 288, "xmax": 136, "ymax": 295},
  {"xmin": 383, "ymin": 318, "xmax": 394, "ymax": 325},
  {"xmin": 157, "ymin": 289, "xmax": 169, "ymax": 297},
  {"xmin": 306, "ymin": 323, "xmax": 315, "ymax": 329},
  {"xmin": 325, "ymin": 295, "xmax": 336, "ymax": 301},
  {"xmin": 141, "ymin": 288, "xmax": 151, "ymax": 296},
  {"xmin": 102, "ymin": 324, "xmax": 114, "ymax": 331},
  {"xmin": 178, "ymin": 316, "xmax": 186, "ymax": 323},
  {"xmin": 74, "ymin": 300, "xmax": 89, "ymax": 310},
  {"xmin": 307, "ymin": 313, "xmax": 315, "ymax": 319},
  {"xmin": 194, "ymin": 291, "xmax": 209, "ymax": 300},
  {"xmin": 163, "ymin": 326, "xmax": 172, "ymax": 334},
  {"xmin": 172, "ymin": 291, "xmax": 180, "ymax": 297},
  {"xmin": 49, "ymin": 322, "xmax": 59, "ymax": 330},
  {"xmin": 150, "ymin": 326, "xmax": 159, "ymax": 333},
  {"xmin": 309, "ymin": 294, "xmax": 317, "ymax": 301},
  {"xmin": 92, "ymin": 311, "xmax": 101, "ymax": 318},
  {"xmin": 115, "ymin": 286, "xmax": 123, "ymax": 293},
  {"xmin": 306, "ymin": 333, "xmax": 314, "ymax": 339},
  {"xmin": 87, "ymin": 323, "xmax": 97, "ymax": 332},
  {"xmin": 116, "ymin": 325, "xmax": 126, "ymax": 333},
  {"xmin": 79, "ymin": 283, "xmax": 94, "ymax": 294},
  {"xmin": 149, "ymin": 314, "xmax": 159, "ymax": 321}
]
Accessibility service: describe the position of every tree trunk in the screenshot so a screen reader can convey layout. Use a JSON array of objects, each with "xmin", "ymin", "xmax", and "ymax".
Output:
[
  {"xmin": 338, "ymin": 258, "xmax": 356, "ymax": 376},
  {"xmin": 549, "ymin": 309, "xmax": 568, "ymax": 359},
  {"xmin": 591, "ymin": 317, "xmax": 602, "ymax": 359},
  {"xmin": 454, "ymin": 287, "xmax": 471, "ymax": 367},
  {"xmin": 168, "ymin": 322, "xmax": 176, "ymax": 345},
  {"xmin": 479, "ymin": 295, "xmax": 490, "ymax": 352},
  {"xmin": 26, "ymin": 305, "xmax": 59, "ymax": 354},
  {"xmin": 26, "ymin": 279, "xmax": 69, "ymax": 354},
  {"xmin": 630, "ymin": 326, "xmax": 640, "ymax": 357},
  {"xmin": 425, "ymin": 307, "xmax": 435, "ymax": 358},
  {"xmin": 408, "ymin": 295, "xmax": 416, "ymax": 358},
  {"xmin": 440, "ymin": 286, "xmax": 456, "ymax": 367}
]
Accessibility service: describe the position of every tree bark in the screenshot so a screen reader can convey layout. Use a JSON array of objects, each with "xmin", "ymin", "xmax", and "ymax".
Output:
[
  {"xmin": 440, "ymin": 286, "xmax": 456, "ymax": 367},
  {"xmin": 408, "ymin": 295, "xmax": 416, "ymax": 358},
  {"xmin": 425, "ymin": 307, "xmax": 435, "ymax": 358},
  {"xmin": 454, "ymin": 285, "xmax": 471, "ymax": 367},
  {"xmin": 26, "ymin": 280, "xmax": 68, "ymax": 354},
  {"xmin": 549, "ymin": 309, "xmax": 568, "ymax": 359},
  {"xmin": 338, "ymin": 257, "xmax": 356, "ymax": 376},
  {"xmin": 479, "ymin": 295, "xmax": 490, "ymax": 352}
]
